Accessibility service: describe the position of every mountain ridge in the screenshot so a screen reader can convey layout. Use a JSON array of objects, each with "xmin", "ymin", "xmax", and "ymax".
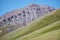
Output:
[
  {"xmin": 0, "ymin": 4, "xmax": 55, "ymax": 36},
  {"xmin": 0, "ymin": 9, "xmax": 60, "ymax": 40},
  {"xmin": 0, "ymin": 4, "xmax": 55, "ymax": 26}
]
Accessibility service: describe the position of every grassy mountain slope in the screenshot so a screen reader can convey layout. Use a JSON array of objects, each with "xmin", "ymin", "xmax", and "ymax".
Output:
[
  {"xmin": 0, "ymin": 9, "xmax": 60, "ymax": 40},
  {"xmin": 30, "ymin": 29, "xmax": 60, "ymax": 40},
  {"xmin": 15, "ymin": 20, "xmax": 60, "ymax": 40}
]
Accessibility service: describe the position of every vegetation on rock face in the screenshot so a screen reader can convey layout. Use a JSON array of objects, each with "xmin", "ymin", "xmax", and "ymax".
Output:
[
  {"xmin": 0, "ymin": 9, "xmax": 60, "ymax": 40},
  {"xmin": 0, "ymin": 24, "xmax": 23, "ymax": 36}
]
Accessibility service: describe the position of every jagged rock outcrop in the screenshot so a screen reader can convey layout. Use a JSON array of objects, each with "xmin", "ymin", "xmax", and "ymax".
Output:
[
  {"xmin": 0, "ymin": 4, "xmax": 55, "ymax": 34},
  {"xmin": 0, "ymin": 4, "xmax": 55, "ymax": 26}
]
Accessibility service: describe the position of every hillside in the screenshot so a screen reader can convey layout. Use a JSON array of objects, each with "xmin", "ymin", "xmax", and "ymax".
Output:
[
  {"xmin": 15, "ymin": 20, "xmax": 60, "ymax": 40},
  {"xmin": 0, "ymin": 4, "xmax": 55, "ymax": 35},
  {"xmin": 0, "ymin": 9, "xmax": 60, "ymax": 40}
]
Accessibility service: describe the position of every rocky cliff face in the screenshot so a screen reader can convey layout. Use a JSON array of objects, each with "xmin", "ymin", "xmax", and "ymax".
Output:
[
  {"xmin": 0, "ymin": 4, "xmax": 55, "ymax": 27},
  {"xmin": 0, "ymin": 4, "xmax": 55, "ymax": 34},
  {"xmin": 0, "ymin": 17, "xmax": 1, "ymax": 19}
]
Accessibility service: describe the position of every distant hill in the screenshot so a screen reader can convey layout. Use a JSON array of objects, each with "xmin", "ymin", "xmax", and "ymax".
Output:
[{"xmin": 0, "ymin": 9, "xmax": 60, "ymax": 40}]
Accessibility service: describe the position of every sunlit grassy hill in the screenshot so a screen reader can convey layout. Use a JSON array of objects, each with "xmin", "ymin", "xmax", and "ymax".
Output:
[{"xmin": 0, "ymin": 9, "xmax": 60, "ymax": 40}]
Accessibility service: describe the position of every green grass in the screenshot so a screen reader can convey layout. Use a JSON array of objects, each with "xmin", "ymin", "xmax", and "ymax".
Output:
[
  {"xmin": 15, "ymin": 20, "xmax": 60, "ymax": 40},
  {"xmin": 30, "ymin": 29, "xmax": 60, "ymax": 40},
  {"xmin": 0, "ymin": 9, "xmax": 60, "ymax": 40}
]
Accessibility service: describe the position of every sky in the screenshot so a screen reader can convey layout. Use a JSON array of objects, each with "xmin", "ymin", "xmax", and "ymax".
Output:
[{"xmin": 0, "ymin": 0, "xmax": 60, "ymax": 16}]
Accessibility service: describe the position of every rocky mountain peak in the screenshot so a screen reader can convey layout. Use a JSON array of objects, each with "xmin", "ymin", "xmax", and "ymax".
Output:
[
  {"xmin": 0, "ymin": 4, "xmax": 55, "ymax": 26},
  {"xmin": 0, "ymin": 4, "xmax": 55, "ymax": 34}
]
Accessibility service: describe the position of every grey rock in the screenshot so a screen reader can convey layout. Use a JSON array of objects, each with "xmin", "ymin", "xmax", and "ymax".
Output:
[{"xmin": 0, "ymin": 4, "xmax": 55, "ymax": 35}]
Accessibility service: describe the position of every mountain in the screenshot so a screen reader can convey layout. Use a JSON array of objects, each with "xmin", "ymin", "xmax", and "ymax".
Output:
[
  {"xmin": 0, "ymin": 9, "xmax": 60, "ymax": 40},
  {"xmin": 0, "ymin": 4, "xmax": 55, "ymax": 36},
  {"xmin": 0, "ymin": 4, "xmax": 55, "ymax": 26},
  {"xmin": 0, "ymin": 17, "xmax": 1, "ymax": 19}
]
